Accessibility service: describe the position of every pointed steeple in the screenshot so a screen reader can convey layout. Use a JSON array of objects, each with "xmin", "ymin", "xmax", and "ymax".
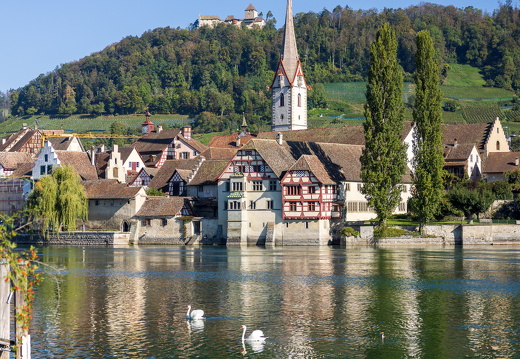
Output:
[{"xmin": 281, "ymin": 0, "xmax": 299, "ymax": 81}]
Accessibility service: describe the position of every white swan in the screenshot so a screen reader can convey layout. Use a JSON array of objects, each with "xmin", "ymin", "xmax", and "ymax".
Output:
[
  {"xmin": 186, "ymin": 305, "xmax": 204, "ymax": 320},
  {"xmin": 241, "ymin": 325, "xmax": 267, "ymax": 342}
]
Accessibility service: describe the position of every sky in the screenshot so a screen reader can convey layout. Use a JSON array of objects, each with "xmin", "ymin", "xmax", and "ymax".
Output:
[{"xmin": 0, "ymin": 0, "xmax": 506, "ymax": 92}]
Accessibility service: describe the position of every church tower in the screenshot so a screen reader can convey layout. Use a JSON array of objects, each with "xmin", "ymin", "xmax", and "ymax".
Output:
[{"xmin": 271, "ymin": 0, "xmax": 308, "ymax": 132}]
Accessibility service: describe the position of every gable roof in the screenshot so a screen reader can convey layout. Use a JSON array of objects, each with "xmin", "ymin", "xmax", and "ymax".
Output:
[
  {"xmin": 288, "ymin": 155, "xmax": 334, "ymax": 185},
  {"xmin": 207, "ymin": 133, "xmax": 256, "ymax": 148},
  {"xmin": 47, "ymin": 136, "xmax": 82, "ymax": 151},
  {"xmin": 0, "ymin": 152, "xmax": 33, "ymax": 170},
  {"xmin": 55, "ymin": 151, "xmax": 98, "ymax": 180},
  {"xmin": 483, "ymin": 152, "xmax": 520, "ymax": 174},
  {"xmin": 442, "ymin": 123, "xmax": 489, "ymax": 149},
  {"xmin": 257, "ymin": 126, "xmax": 366, "ymax": 145},
  {"xmin": 148, "ymin": 158, "xmax": 201, "ymax": 191},
  {"xmin": 134, "ymin": 196, "xmax": 190, "ymax": 217},
  {"xmin": 0, "ymin": 128, "xmax": 40, "ymax": 152},
  {"xmin": 444, "ymin": 144, "xmax": 476, "ymax": 161},
  {"xmin": 188, "ymin": 160, "xmax": 229, "ymax": 186},
  {"xmin": 242, "ymin": 139, "xmax": 296, "ymax": 177},
  {"xmin": 200, "ymin": 147, "xmax": 238, "ymax": 160},
  {"xmin": 132, "ymin": 129, "xmax": 181, "ymax": 153},
  {"xmin": 83, "ymin": 180, "xmax": 142, "ymax": 199},
  {"xmin": 119, "ymin": 147, "xmax": 139, "ymax": 163},
  {"xmin": 10, "ymin": 162, "xmax": 34, "ymax": 178}
]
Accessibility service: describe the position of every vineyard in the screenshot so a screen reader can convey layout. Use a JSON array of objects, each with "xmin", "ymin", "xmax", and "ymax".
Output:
[
  {"xmin": 505, "ymin": 110, "xmax": 520, "ymax": 122},
  {"xmin": 461, "ymin": 104, "xmax": 503, "ymax": 123},
  {"xmin": 0, "ymin": 115, "xmax": 191, "ymax": 136}
]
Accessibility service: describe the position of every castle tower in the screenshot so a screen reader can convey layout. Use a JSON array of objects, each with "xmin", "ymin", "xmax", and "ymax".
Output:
[{"xmin": 271, "ymin": 0, "xmax": 308, "ymax": 132}]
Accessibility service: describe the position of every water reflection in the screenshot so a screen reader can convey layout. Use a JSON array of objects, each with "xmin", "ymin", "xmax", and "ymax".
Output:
[{"xmin": 27, "ymin": 245, "xmax": 520, "ymax": 358}]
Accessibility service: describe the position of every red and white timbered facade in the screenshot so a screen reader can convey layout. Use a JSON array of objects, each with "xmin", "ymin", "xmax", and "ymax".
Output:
[{"xmin": 281, "ymin": 170, "xmax": 342, "ymax": 220}]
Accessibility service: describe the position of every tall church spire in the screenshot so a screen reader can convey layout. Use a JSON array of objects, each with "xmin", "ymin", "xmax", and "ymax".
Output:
[
  {"xmin": 270, "ymin": 0, "xmax": 308, "ymax": 132},
  {"xmin": 281, "ymin": 0, "xmax": 299, "ymax": 81}
]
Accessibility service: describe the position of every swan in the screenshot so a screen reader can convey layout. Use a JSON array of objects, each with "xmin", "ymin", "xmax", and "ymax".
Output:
[
  {"xmin": 241, "ymin": 325, "xmax": 267, "ymax": 342},
  {"xmin": 186, "ymin": 305, "xmax": 204, "ymax": 320}
]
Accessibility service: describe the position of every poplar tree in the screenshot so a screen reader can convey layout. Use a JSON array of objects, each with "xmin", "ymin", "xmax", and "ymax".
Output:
[
  {"xmin": 28, "ymin": 165, "xmax": 88, "ymax": 234},
  {"xmin": 360, "ymin": 23, "xmax": 407, "ymax": 227},
  {"xmin": 412, "ymin": 30, "xmax": 445, "ymax": 231}
]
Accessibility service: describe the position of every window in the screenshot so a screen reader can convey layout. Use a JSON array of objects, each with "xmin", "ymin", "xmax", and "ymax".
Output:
[
  {"xmin": 308, "ymin": 186, "xmax": 317, "ymax": 194},
  {"xmin": 402, "ymin": 185, "xmax": 407, "ymax": 193},
  {"xmin": 289, "ymin": 202, "xmax": 298, "ymax": 211},
  {"xmin": 225, "ymin": 182, "xmax": 230, "ymax": 192},
  {"xmin": 470, "ymin": 155, "xmax": 473, "ymax": 162},
  {"xmin": 161, "ymin": 218, "xmax": 168, "ymax": 226},
  {"xmin": 232, "ymin": 182, "xmax": 243, "ymax": 191},
  {"xmin": 245, "ymin": 150, "xmax": 252, "ymax": 156},
  {"xmin": 305, "ymin": 222, "xmax": 309, "ymax": 229},
  {"xmin": 115, "ymin": 158, "xmax": 118, "ymax": 164},
  {"xmin": 308, "ymin": 202, "xmax": 316, "ymax": 211},
  {"xmin": 267, "ymin": 200, "xmax": 274, "ymax": 209},
  {"xmin": 229, "ymin": 201, "xmax": 241, "ymax": 210},
  {"xmin": 95, "ymin": 200, "xmax": 99, "ymax": 206},
  {"xmin": 128, "ymin": 162, "xmax": 132, "ymax": 168},
  {"xmin": 249, "ymin": 201, "xmax": 256, "ymax": 209},
  {"xmin": 269, "ymin": 181, "xmax": 277, "ymax": 191},
  {"xmin": 193, "ymin": 151, "xmax": 198, "ymax": 156},
  {"xmin": 47, "ymin": 165, "xmax": 52, "ymax": 174},
  {"xmin": 40, "ymin": 165, "xmax": 45, "ymax": 176},
  {"xmin": 198, "ymin": 186, "xmax": 203, "ymax": 192},
  {"xmin": 346, "ymin": 183, "xmax": 351, "ymax": 191},
  {"xmin": 143, "ymin": 219, "xmax": 151, "ymax": 226},
  {"xmin": 298, "ymin": 93, "xmax": 301, "ymax": 107},
  {"xmin": 181, "ymin": 152, "xmax": 189, "ymax": 159},
  {"xmin": 497, "ymin": 141, "xmax": 500, "ymax": 151},
  {"xmin": 280, "ymin": 93, "xmax": 285, "ymax": 107},
  {"xmin": 136, "ymin": 162, "xmax": 140, "ymax": 168},
  {"xmin": 357, "ymin": 184, "xmax": 363, "ymax": 191},
  {"xmin": 399, "ymin": 202, "xmax": 406, "ymax": 211},
  {"xmin": 252, "ymin": 181, "xmax": 262, "ymax": 191},
  {"xmin": 44, "ymin": 154, "xmax": 48, "ymax": 162},
  {"xmin": 287, "ymin": 186, "xmax": 301, "ymax": 195}
]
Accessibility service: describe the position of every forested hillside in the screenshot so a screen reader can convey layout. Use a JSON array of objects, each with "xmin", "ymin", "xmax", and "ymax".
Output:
[{"xmin": 8, "ymin": 3, "xmax": 520, "ymax": 132}]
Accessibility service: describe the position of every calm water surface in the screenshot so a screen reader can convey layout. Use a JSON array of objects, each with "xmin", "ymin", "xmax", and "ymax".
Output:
[{"xmin": 24, "ymin": 245, "xmax": 520, "ymax": 358}]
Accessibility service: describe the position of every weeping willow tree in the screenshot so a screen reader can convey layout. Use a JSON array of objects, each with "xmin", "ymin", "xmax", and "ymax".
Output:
[{"xmin": 28, "ymin": 165, "xmax": 88, "ymax": 234}]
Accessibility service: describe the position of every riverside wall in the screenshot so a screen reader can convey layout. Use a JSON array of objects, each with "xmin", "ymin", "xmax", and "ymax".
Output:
[{"xmin": 14, "ymin": 232, "xmax": 131, "ymax": 245}]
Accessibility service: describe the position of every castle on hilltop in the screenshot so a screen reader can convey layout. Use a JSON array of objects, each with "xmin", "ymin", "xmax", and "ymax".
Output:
[{"xmin": 195, "ymin": 3, "xmax": 265, "ymax": 29}]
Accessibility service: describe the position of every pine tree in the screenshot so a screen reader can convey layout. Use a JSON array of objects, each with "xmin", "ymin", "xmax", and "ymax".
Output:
[
  {"xmin": 412, "ymin": 30, "xmax": 445, "ymax": 231},
  {"xmin": 360, "ymin": 23, "xmax": 407, "ymax": 227}
]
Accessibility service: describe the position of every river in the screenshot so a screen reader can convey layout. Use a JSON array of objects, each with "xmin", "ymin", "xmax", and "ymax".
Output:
[{"xmin": 23, "ymin": 245, "xmax": 520, "ymax": 358}]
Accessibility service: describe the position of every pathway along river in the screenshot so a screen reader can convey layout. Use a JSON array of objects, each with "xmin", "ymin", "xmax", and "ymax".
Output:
[{"xmin": 24, "ymin": 245, "xmax": 520, "ymax": 358}]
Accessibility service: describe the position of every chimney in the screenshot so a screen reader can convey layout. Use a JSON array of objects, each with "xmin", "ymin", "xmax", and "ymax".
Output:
[
  {"xmin": 157, "ymin": 125, "xmax": 163, "ymax": 133},
  {"xmin": 90, "ymin": 146, "xmax": 95, "ymax": 166},
  {"xmin": 182, "ymin": 126, "xmax": 192, "ymax": 140},
  {"xmin": 276, "ymin": 132, "xmax": 283, "ymax": 146},
  {"xmin": 516, "ymin": 157, "xmax": 519, "ymax": 166},
  {"xmin": 113, "ymin": 144, "xmax": 119, "ymax": 154},
  {"xmin": 236, "ymin": 135, "xmax": 241, "ymax": 147},
  {"xmin": 22, "ymin": 123, "xmax": 27, "ymax": 130},
  {"xmin": 453, "ymin": 138, "xmax": 458, "ymax": 146}
]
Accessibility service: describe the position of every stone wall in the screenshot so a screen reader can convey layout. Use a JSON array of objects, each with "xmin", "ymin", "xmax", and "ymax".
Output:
[{"xmin": 14, "ymin": 232, "xmax": 130, "ymax": 245}]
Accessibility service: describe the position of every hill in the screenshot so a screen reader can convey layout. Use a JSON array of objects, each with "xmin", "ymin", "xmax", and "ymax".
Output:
[{"xmin": 3, "ymin": 3, "xmax": 519, "ymax": 131}]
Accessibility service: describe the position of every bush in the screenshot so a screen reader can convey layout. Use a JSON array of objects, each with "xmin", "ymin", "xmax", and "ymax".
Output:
[{"xmin": 341, "ymin": 226, "xmax": 359, "ymax": 237}]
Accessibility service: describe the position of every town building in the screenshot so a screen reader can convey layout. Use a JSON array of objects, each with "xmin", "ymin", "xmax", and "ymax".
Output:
[
  {"xmin": 270, "ymin": 0, "xmax": 309, "ymax": 131},
  {"xmin": 195, "ymin": 4, "xmax": 265, "ymax": 29}
]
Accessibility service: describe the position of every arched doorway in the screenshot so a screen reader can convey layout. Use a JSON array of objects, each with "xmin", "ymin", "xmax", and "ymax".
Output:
[{"xmin": 122, "ymin": 221, "xmax": 130, "ymax": 232}]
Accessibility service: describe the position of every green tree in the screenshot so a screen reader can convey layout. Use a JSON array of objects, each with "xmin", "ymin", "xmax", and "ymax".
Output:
[
  {"xmin": 412, "ymin": 30, "xmax": 445, "ymax": 232},
  {"xmin": 309, "ymin": 83, "xmax": 328, "ymax": 109},
  {"xmin": 448, "ymin": 183, "xmax": 494, "ymax": 222},
  {"xmin": 360, "ymin": 23, "xmax": 407, "ymax": 227},
  {"xmin": 28, "ymin": 165, "xmax": 88, "ymax": 234}
]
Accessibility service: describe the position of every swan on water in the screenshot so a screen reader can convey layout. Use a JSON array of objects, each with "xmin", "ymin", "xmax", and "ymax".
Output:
[
  {"xmin": 241, "ymin": 325, "xmax": 267, "ymax": 342},
  {"xmin": 186, "ymin": 305, "xmax": 204, "ymax": 320}
]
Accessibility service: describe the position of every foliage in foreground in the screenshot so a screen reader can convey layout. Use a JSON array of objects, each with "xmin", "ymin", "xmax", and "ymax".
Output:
[
  {"xmin": 0, "ymin": 216, "xmax": 41, "ymax": 351},
  {"xmin": 28, "ymin": 165, "xmax": 88, "ymax": 234}
]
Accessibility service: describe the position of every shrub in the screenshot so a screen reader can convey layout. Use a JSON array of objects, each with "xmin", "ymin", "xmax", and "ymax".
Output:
[{"xmin": 341, "ymin": 226, "xmax": 359, "ymax": 237}]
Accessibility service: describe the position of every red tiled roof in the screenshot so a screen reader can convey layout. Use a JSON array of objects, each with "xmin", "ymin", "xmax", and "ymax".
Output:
[
  {"xmin": 134, "ymin": 196, "xmax": 189, "ymax": 217},
  {"xmin": 0, "ymin": 152, "xmax": 33, "ymax": 170},
  {"xmin": 188, "ymin": 160, "xmax": 229, "ymax": 186},
  {"xmin": 148, "ymin": 159, "xmax": 200, "ymax": 191},
  {"xmin": 208, "ymin": 133, "xmax": 256, "ymax": 148},
  {"xmin": 83, "ymin": 180, "xmax": 143, "ymax": 199},
  {"xmin": 483, "ymin": 152, "xmax": 520, "ymax": 173},
  {"xmin": 55, "ymin": 151, "xmax": 98, "ymax": 180}
]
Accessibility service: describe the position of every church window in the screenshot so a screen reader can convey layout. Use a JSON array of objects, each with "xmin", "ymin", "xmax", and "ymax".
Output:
[
  {"xmin": 298, "ymin": 93, "xmax": 301, "ymax": 107},
  {"xmin": 281, "ymin": 115, "xmax": 284, "ymax": 121},
  {"xmin": 497, "ymin": 141, "xmax": 500, "ymax": 150},
  {"xmin": 280, "ymin": 93, "xmax": 285, "ymax": 107}
]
